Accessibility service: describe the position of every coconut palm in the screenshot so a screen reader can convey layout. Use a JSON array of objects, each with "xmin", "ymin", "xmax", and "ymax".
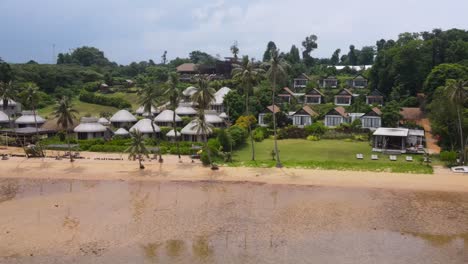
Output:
[
  {"xmin": 138, "ymin": 84, "xmax": 163, "ymax": 162},
  {"xmin": 445, "ymin": 79, "xmax": 468, "ymax": 164},
  {"xmin": 232, "ymin": 55, "xmax": 264, "ymax": 161},
  {"xmin": 165, "ymin": 72, "xmax": 182, "ymax": 161},
  {"xmin": 191, "ymin": 77, "xmax": 216, "ymax": 168},
  {"xmin": 0, "ymin": 81, "xmax": 17, "ymax": 145},
  {"xmin": 24, "ymin": 83, "xmax": 41, "ymax": 140},
  {"xmin": 263, "ymin": 49, "xmax": 290, "ymax": 168},
  {"xmin": 53, "ymin": 97, "xmax": 78, "ymax": 162},
  {"xmin": 126, "ymin": 130, "xmax": 149, "ymax": 169}
]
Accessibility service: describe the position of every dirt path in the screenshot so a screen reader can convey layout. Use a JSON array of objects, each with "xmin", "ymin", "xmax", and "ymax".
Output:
[{"xmin": 420, "ymin": 118, "xmax": 441, "ymax": 154}]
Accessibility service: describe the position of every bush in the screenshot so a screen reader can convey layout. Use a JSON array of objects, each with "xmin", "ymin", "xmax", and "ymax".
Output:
[
  {"xmin": 353, "ymin": 135, "xmax": 367, "ymax": 141},
  {"xmin": 217, "ymin": 129, "xmax": 232, "ymax": 151},
  {"xmin": 440, "ymin": 151, "xmax": 458, "ymax": 167},
  {"xmin": 235, "ymin": 115, "xmax": 257, "ymax": 129},
  {"xmin": 307, "ymin": 135, "xmax": 320, "ymax": 141},
  {"xmin": 281, "ymin": 126, "xmax": 307, "ymax": 139},
  {"xmin": 79, "ymin": 91, "xmax": 131, "ymax": 109},
  {"xmin": 305, "ymin": 121, "xmax": 327, "ymax": 135},
  {"xmin": 207, "ymin": 138, "xmax": 221, "ymax": 155},
  {"xmin": 200, "ymin": 150, "xmax": 210, "ymax": 166},
  {"xmin": 228, "ymin": 125, "xmax": 248, "ymax": 149},
  {"xmin": 253, "ymin": 128, "xmax": 265, "ymax": 142}
]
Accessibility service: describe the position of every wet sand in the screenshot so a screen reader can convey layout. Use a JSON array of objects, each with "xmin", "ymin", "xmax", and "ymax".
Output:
[
  {"xmin": 0, "ymin": 178, "xmax": 467, "ymax": 263},
  {"xmin": 0, "ymin": 149, "xmax": 467, "ymax": 263}
]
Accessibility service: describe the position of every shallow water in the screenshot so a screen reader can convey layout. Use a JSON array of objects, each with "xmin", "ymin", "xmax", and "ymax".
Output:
[{"xmin": 0, "ymin": 178, "xmax": 467, "ymax": 263}]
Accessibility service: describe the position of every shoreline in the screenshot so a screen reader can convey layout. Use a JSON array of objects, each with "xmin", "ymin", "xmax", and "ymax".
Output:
[{"xmin": 0, "ymin": 148, "xmax": 467, "ymax": 193}]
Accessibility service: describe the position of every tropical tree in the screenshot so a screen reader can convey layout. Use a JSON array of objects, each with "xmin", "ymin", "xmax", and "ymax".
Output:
[
  {"xmin": 126, "ymin": 130, "xmax": 149, "ymax": 169},
  {"xmin": 165, "ymin": 72, "xmax": 182, "ymax": 161},
  {"xmin": 232, "ymin": 55, "xmax": 264, "ymax": 161},
  {"xmin": 138, "ymin": 83, "xmax": 163, "ymax": 162},
  {"xmin": 264, "ymin": 49, "xmax": 289, "ymax": 168},
  {"xmin": 0, "ymin": 81, "xmax": 17, "ymax": 129},
  {"xmin": 445, "ymin": 79, "xmax": 467, "ymax": 164},
  {"xmin": 24, "ymin": 83, "xmax": 41, "ymax": 141},
  {"xmin": 191, "ymin": 77, "xmax": 216, "ymax": 169},
  {"xmin": 53, "ymin": 97, "xmax": 78, "ymax": 162}
]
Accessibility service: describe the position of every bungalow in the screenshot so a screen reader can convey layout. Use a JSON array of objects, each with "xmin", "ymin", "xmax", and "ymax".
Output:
[
  {"xmin": 110, "ymin": 110, "xmax": 137, "ymax": 129},
  {"xmin": 15, "ymin": 111, "xmax": 45, "ymax": 128},
  {"xmin": 324, "ymin": 107, "xmax": 349, "ymax": 127},
  {"xmin": 74, "ymin": 117, "xmax": 108, "ymax": 140},
  {"xmin": 211, "ymin": 87, "xmax": 231, "ymax": 113},
  {"xmin": 304, "ymin": 88, "xmax": 324, "ymax": 105},
  {"xmin": 177, "ymin": 63, "xmax": 198, "ymax": 82},
  {"xmin": 175, "ymin": 103, "xmax": 197, "ymax": 117},
  {"xmin": 258, "ymin": 105, "xmax": 281, "ymax": 127},
  {"xmin": 98, "ymin": 117, "xmax": 111, "ymax": 126},
  {"xmin": 360, "ymin": 107, "xmax": 382, "ymax": 130},
  {"xmin": 278, "ymin": 87, "xmax": 304, "ymax": 104},
  {"xmin": 290, "ymin": 106, "xmax": 318, "ymax": 127},
  {"xmin": 0, "ymin": 111, "xmax": 10, "ymax": 128},
  {"xmin": 319, "ymin": 76, "xmax": 338, "ymax": 88},
  {"xmin": 154, "ymin": 110, "xmax": 182, "ymax": 127},
  {"xmin": 182, "ymin": 86, "xmax": 198, "ymax": 102},
  {"xmin": 135, "ymin": 105, "xmax": 159, "ymax": 117},
  {"xmin": 334, "ymin": 89, "xmax": 353, "ymax": 106},
  {"xmin": 205, "ymin": 111, "xmax": 225, "ymax": 128},
  {"xmin": 366, "ymin": 90, "xmax": 384, "ymax": 105},
  {"xmin": 372, "ymin": 127, "xmax": 425, "ymax": 154},
  {"xmin": 99, "ymin": 83, "xmax": 110, "ymax": 93},
  {"xmin": 166, "ymin": 129, "xmax": 181, "ymax": 142},
  {"xmin": 347, "ymin": 75, "xmax": 368, "ymax": 88},
  {"xmin": 181, "ymin": 120, "xmax": 212, "ymax": 142},
  {"xmin": 293, "ymin": 73, "xmax": 310, "ymax": 90},
  {"xmin": 0, "ymin": 99, "xmax": 21, "ymax": 117},
  {"xmin": 114, "ymin": 128, "xmax": 129, "ymax": 137},
  {"xmin": 129, "ymin": 118, "xmax": 160, "ymax": 138}
]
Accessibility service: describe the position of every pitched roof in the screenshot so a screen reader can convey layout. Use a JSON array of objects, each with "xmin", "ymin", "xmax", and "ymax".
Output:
[
  {"xmin": 74, "ymin": 117, "xmax": 107, "ymax": 133},
  {"xmin": 214, "ymin": 86, "xmax": 231, "ymax": 105},
  {"xmin": 176, "ymin": 63, "xmax": 197, "ymax": 72},
  {"xmin": 294, "ymin": 73, "xmax": 311, "ymax": 80},
  {"xmin": 305, "ymin": 88, "xmax": 324, "ymax": 97},
  {"xmin": 336, "ymin": 89, "xmax": 353, "ymax": 96},
  {"xmin": 182, "ymin": 86, "xmax": 198, "ymax": 97},
  {"xmin": 181, "ymin": 120, "xmax": 212, "ymax": 135},
  {"xmin": 293, "ymin": 105, "xmax": 318, "ymax": 117},
  {"xmin": 282, "ymin": 87, "xmax": 295, "ymax": 96},
  {"xmin": 110, "ymin": 110, "xmax": 137, "ymax": 123},
  {"xmin": 15, "ymin": 111, "xmax": 45, "ymax": 125},
  {"xmin": 205, "ymin": 112, "xmax": 224, "ymax": 124},
  {"xmin": 371, "ymin": 107, "xmax": 382, "ymax": 116},
  {"xmin": 130, "ymin": 118, "xmax": 160, "ymax": 134},
  {"xmin": 0, "ymin": 99, "xmax": 17, "ymax": 106},
  {"xmin": 42, "ymin": 117, "xmax": 79, "ymax": 131},
  {"xmin": 114, "ymin": 128, "xmax": 129, "ymax": 136},
  {"xmin": 326, "ymin": 106, "xmax": 347, "ymax": 117},
  {"xmin": 166, "ymin": 129, "xmax": 181, "ymax": 137},
  {"xmin": 98, "ymin": 117, "xmax": 110, "ymax": 125},
  {"xmin": 0, "ymin": 111, "xmax": 9, "ymax": 123},
  {"xmin": 363, "ymin": 107, "xmax": 382, "ymax": 117},
  {"xmin": 154, "ymin": 110, "xmax": 182, "ymax": 123},
  {"xmin": 266, "ymin": 105, "xmax": 281, "ymax": 113},
  {"xmin": 135, "ymin": 105, "xmax": 159, "ymax": 115},
  {"xmin": 400, "ymin": 107, "xmax": 424, "ymax": 121},
  {"xmin": 353, "ymin": 75, "xmax": 367, "ymax": 80},
  {"xmin": 368, "ymin": 90, "xmax": 383, "ymax": 97},
  {"xmin": 175, "ymin": 104, "xmax": 197, "ymax": 115}
]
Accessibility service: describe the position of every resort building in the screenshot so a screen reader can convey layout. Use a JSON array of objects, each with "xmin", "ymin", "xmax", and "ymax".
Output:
[
  {"xmin": 181, "ymin": 120, "xmax": 212, "ymax": 142},
  {"xmin": 182, "ymin": 86, "xmax": 198, "ymax": 102},
  {"xmin": 74, "ymin": 117, "xmax": 108, "ymax": 140},
  {"xmin": 135, "ymin": 106, "xmax": 159, "ymax": 117},
  {"xmin": 177, "ymin": 63, "xmax": 198, "ymax": 82},
  {"xmin": 110, "ymin": 110, "xmax": 137, "ymax": 129},
  {"xmin": 334, "ymin": 89, "xmax": 353, "ymax": 106},
  {"xmin": 98, "ymin": 117, "xmax": 111, "ymax": 126},
  {"xmin": 290, "ymin": 106, "xmax": 318, "ymax": 128},
  {"xmin": 211, "ymin": 87, "xmax": 231, "ymax": 113},
  {"xmin": 114, "ymin": 128, "xmax": 129, "ymax": 137},
  {"xmin": 129, "ymin": 118, "xmax": 160, "ymax": 138},
  {"xmin": 372, "ymin": 127, "xmax": 425, "ymax": 154},
  {"xmin": 15, "ymin": 111, "xmax": 45, "ymax": 128},
  {"xmin": 319, "ymin": 76, "xmax": 338, "ymax": 88},
  {"xmin": 219, "ymin": 112, "xmax": 228, "ymax": 119},
  {"xmin": 360, "ymin": 107, "xmax": 382, "ymax": 130},
  {"xmin": 324, "ymin": 107, "xmax": 349, "ymax": 127},
  {"xmin": 205, "ymin": 111, "xmax": 225, "ymax": 128},
  {"xmin": 0, "ymin": 111, "xmax": 10, "ymax": 128},
  {"xmin": 304, "ymin": 88, "xmax": 324, "ymax": 105},
  {"xmin": 278, "ymin": 87, "xmax": 305, "ymax": 104},
  {"xmin": 366, "ymin": 90, "xmax": 384, "ymax": 105},
  {"xmin": 175, "ymin": 104, "xmax": 197, "ymax": 117},
  {"xmin": 166, "ymin": 129, "xmax": 181, "ymax": 142},
  {"xmin": 0, "ymin": 99, "xmax": 21, "ymax": 116},
  {"xmin": 154, "ymin": 110, "xmax": 182, "ymax": 127},
  {"xmin": 293, "ymin": 73, "xmax": 310, "ymax": 90},
  {"xmin": 258, "ymin": 105, "xmax": 281, "ymax": 127},
  {"xmin": 347, "ymin": 75, "xmax": 368, "ymax": 88}
]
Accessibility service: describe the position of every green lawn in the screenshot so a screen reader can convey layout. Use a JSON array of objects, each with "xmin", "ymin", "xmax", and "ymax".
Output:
[
  {"xmin": 232, "ymin": 139, "xmax": 433, "ymax": 174},
  {"xmin": 101, "ymin": 92, "xmax": 141, "ymax": 110},
  {"xmin": 38, "ymin": 99, "xmax": 118, "ymax": 119}
]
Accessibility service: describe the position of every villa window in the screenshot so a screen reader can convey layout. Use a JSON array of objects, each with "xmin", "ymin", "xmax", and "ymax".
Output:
[
  {"xmin": 362, "ymin": 118, "xmax": 381, "ymax": 128},
  {"xmin": 294, "ymin": 116, "xmax": 311, "ymax": 126},
  {"xmin": 335, "ymin": 97, "xmax": 350, "ymax": 105},
  {"xmin": 306, "ymin": 97, "xmax": 320, "ymax": 104},
  {"xmin": 326, "ymin": 116, "xmax": 343, "ymax": 127}
]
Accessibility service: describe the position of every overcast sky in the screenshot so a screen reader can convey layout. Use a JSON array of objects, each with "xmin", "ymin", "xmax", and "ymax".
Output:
[{"xmin": 1, "ymin": 0, "xmax": 467, "ymax": 64}]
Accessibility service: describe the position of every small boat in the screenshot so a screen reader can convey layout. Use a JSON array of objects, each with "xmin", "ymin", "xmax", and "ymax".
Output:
[{"xmin": 451, "ymin": 166, "xmax": 468, "ymax": 173}]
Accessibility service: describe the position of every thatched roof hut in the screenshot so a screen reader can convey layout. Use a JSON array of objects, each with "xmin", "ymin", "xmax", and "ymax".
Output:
[
  {"xmin": 181, "ymin": 120, "xmax": 212, "ymax": 135},
  {"xmin": 166, "ymin": 129, "xmax": 181, "ymax": 138},
  {"xmin": 110, "ymin": 110, "xmax": 137, "ymax": 123},
  {"xmin": 74, "ymin": 117, "xmax": 107, "ymax": 133},
  {"xmin": 154, "ymin": 110, "xmax": 182, "ymax": 126},
  {"xmin": 98, "ymin": 117, "xmax": 110, "ymax": 126},
  {"xmin": 0, "ymin": 111, "xmax": 9, "ymax": 123},
  {"xmin": 114, "ymin": 128, "xmax": 129, "ymax": 136},
  {"xmin": 175, "ymin": 104, "xmax": 197, "ymax": 116},
  {"xmin": 15, "ymin": 111, "xmax": 45, "ymax": 125},
  {"xmin": 130, "ymin": 118, "xmax": 160, "ymax": 134}
]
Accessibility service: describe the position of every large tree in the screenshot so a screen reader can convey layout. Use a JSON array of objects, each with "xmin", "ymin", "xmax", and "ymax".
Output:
[
  {"xmin": 138, "ymin": 83, "xmax": 163, "ymax": 162},
  {"xmin": 330, "ymin": 49, "xmax": 341, "ymax": 65},
  {"xmin": 165, "ymin": 72, "xmax": 182, "ymax": 161},
  {"xmin": 53, "ymin": 97, "xmax": 78, "ymax": 162},
  {"xmin": 445, "ymin": 79, "xmax": 467, "ymax": 164},
  {"xmin": 262, "ymin": 41, "xmax": 277, "ymax": 62},
  {"xmin": 264, "ymin": 49, "xmax": 289, "ymax": 168},
  {"xmin": 302, "ymin": 34, "xmax": 318, "ymax": 66},
  {"xmin": 126, "ymin": 130, "xmax": 150, "ymax": 169}
]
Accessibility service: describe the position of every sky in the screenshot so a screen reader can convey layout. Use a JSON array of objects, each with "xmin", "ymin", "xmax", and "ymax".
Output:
[{"xmin": 1, "ymin": 0, "xmax": 467, "ymax": 65}]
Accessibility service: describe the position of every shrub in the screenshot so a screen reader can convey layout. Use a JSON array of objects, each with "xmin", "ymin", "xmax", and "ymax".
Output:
[
  {"xmin": 159, "ymin": 127, "xmax": 172, "ymax": 141},
  {"xmin": 439, "ymin": 151, "xmax": 458, "ymax": 167},
  {"xmin": 281, "ymin": 126, "xmax": 307, "ymax": 139},
  {"xmin": 200, "ymin": 150, "xmax": 210, "ymax": 166},
  {"xmin": 353, "ymin": 135, "xmax": 367, "ymax": 141},
  {"xmin": 307, "ymin": 135, "xmax": 320, "ymax": 141},
  {"xmin": 207, "ymin": 138, "xmax": 221, "ymax": 155},
  {"xmin": 253, "ymin": 128, "xmax": 265, "ymax": 142},
  {"xmin": 228, "ymin": 125, "xmax": 247, "ymax": 149},
  {"xmin": 79, "ymin": 91, "xmax": 131, "ymax": 109},
  {"xmin": 305, "ymin": 121, "xmax": 327, "ymax": 135},
  {"xmin": 217, "ymin": 129, "xmax": 232, "ymax": 151},
  {"xmin": 235, "ymin": 115, "xmax": 257, "ymax": 129}
]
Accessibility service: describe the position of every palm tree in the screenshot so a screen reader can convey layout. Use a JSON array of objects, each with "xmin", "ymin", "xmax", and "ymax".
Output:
[
  {"xmin": 0, "ymin": 81, "xmax": 18, "ymax": 146},
  {"xmin": 24, "ymin": 83, "xmax": 41, "ymax": 141},
  {"xmin": 138, "ymin": 84, "xmax": 163, "ymax": 162},
  {"xmin": 165, "ymin": 72, "xmax": 182, "ymax": 161},
  {"xmin": 191, "ymin": 77, "xmax": 216, "ymax": 169},
  {"xmin": 53, "ymin": 97, "xmax": 78, "ymax": 162},
  {"xmin": 232, "ymin": 55, "xmax": 264, "ymax": 161},
  {"xmin": 445, "ymin": 79, "xmax": 467, "ymax": 164},
  {"xmin": 126, "ymin": 130, "xmax": 149, "ymax": 169},
  {"xmin": 264, "ymin": 49, "xmax": 289, "ymax": 168}
]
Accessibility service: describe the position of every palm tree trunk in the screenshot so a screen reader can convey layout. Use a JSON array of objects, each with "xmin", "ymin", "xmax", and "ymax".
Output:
[
  {"xmin": 67, "ymin": 129, "xmax": 73, "ymax": 162},
  {"xmin": 31, "ymin": 103, "xmax": 43, "ymax": 157},
  {"xmin": 456, "ymin": 105, "xmax": 465, "ymax": 165},
  {"xmin": 271, "ymin": 73, "xmax": 282, "ymax": 168},
  {"xmin": 173, "ymin": 111, "xmax": 181, "ymax": 160},
  {"xmin": 151, "ymin": 121, "xmax": 162, "ymax": 162},
  {"xmin": 204, "ymin": 133, "xmax": 213, "ymax": 168},
  {"xmin": 138, "ymin": 154, "xmax": 143, "ymax": 169},
  {"xmin": 246, "ymin": 92, "xmax": 255, "ymax": 161}
]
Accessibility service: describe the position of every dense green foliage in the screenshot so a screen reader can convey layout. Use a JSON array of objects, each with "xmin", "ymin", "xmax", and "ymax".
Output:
[{"xmin": 79, "ymin": 91, "xmax": 131, "ymax": 109}]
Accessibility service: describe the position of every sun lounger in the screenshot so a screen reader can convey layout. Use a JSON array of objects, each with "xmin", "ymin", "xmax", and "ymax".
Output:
[
  {"xmin": 356, "ymin": 154, "xmax": 364, "ymax": 159},
  {"xmin": 371, "ymin": 155, "xmax": 378, "ymax": 160},
  {"xmin": 389, "ymin": 155, "xmax": 397, "ymax": 161},
  {"xmin": 405, "ymin": 156, "xmax": 413, "ymax": 162}
]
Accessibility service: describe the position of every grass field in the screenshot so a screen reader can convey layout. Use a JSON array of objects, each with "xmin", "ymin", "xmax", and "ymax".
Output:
[
  {"xmin": 38, "ymin": 99, "xmax": 118, "ymax": 119},
  {"xmin": 232, "ymin": 139, "xmax": 433, "ymax": 174},
  {"xmin": 101, "ymin": 92, "xmax": 141, "ymax": 110}
]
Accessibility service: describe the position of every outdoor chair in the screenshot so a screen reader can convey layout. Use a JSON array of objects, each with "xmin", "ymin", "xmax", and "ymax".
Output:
[
  {"xmin": 356, "ymin": 154, "xmax": 364, "ymax": 159},
  {"xmin": 405, "ymin": 156, "xmax": 413, "ymax": 162},
  {"xmin": 371, "ymin": 155, "xmax": 379, "ymax": 160},
  {"xmin": 389, "ymin": 155, "xmax": 397, "ymax": 161}
]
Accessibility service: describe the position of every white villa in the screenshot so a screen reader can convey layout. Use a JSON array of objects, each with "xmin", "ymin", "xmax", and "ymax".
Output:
[
  {"xmin": 258, "ymin": 105, "xmax": 281, "ymax": 127},
  {"xmin": 304, "ymin": 88, "xmax": 324, "ymax": 105},
  {"xmin": 0, "ymin": 111, "xmax": 9, "ymax": 127},
  {"xmin": 334, "ymin": 89, "xmax": 353, "ymax": 106},
  {"xmin": 366, "ymin": 90, "xmax": 384, "ymax": 105},
  {"xmin": 154, "ymin": 110, "xmax": 182, "ymax": 127},
  {"xmin": 181, "ymin": 120, "xmax": 212, "ymax": 142},
  {"xmin": 74, "ymin": 117, "xmax": 108, "ymax": 140},
  {"xmin": 130, "ymin": 118, "xmax": 160, "ymax": 138},
  {"xmin": 360, "ymin": 107, "xmax": 382, "ymax": 130},
  {"xmin": 324, "ymin": 107, "xmax": 349, "ymax": 127},
  {"xmin": 0, "ymin": 99, "xmax": 21, "ymax": 116},
  {"xmin": 15, "ymin": 111, "xmax": 45, "ymax": 128},
  {"xmin": 175, "ymin": 104, "xmax": 197, "ymax": 117},
  {"xmin": 293, "ymin": 73, "xmax": 310, "ymax": 90},
  {"xmin": 166, "ymin": 129, "xmax": 181, "ymax": 142},
  {"xmin": 205, "ymin": 111, "xmax": 225, "ymax": 127},
  {"xmin": 372, "ymin": 127, "xmax": 425, "ymax": 154},
  {"xmin": 98, "ymin": 117, "xmax": 111, "ymax": 126},
  {"xmin": 290, "ymin": 106, "xmax": 318, "ymax": 128},
  {"xmin": 211, "ymin": 86, "xmax": 231, "ymax": 113},
  {"xmin": 110, "ymin": 110, "xmax": 137, "ymax": 129}
]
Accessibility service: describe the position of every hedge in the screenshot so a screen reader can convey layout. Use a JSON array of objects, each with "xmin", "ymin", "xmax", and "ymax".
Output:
[{"xmin": 79, "ymin": 91, "xmax": 131, "ymax": 109}]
